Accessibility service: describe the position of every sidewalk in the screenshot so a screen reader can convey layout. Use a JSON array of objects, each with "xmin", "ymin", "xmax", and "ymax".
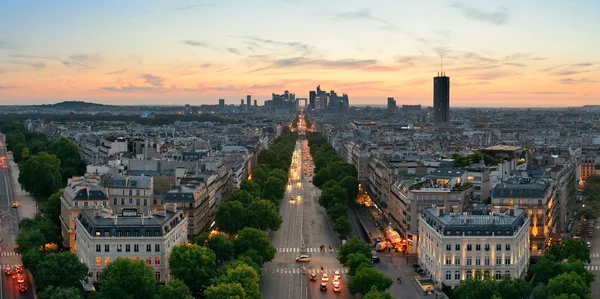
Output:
[
  {"xmin": 8, "ymin": 158, "xmax": 38, "ymax": 220},
  {"xmin": 351, "ymin": 202, "xmax": 385, "ymax": 244}
]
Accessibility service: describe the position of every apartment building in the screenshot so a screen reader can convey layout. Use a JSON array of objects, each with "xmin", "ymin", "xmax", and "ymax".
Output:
[
  {"xmin": 418, "ymin": 206, "xmax": 530, "ymax": 288},
  {"xmin": 102, "ymin": 174, "xmax": 156, "ymax": 214},
  {"xmin": 482, "ymin": 145, "xmax": 527, "ymax": 187},
  {"xmin": 75, "ymin": 207, "xmax": 187, "ymax": 283},
  {"xmin": 164, "ymin": 180, "xmax": 210, "ymax": 236},
  {"xmin": 60, "ymin": 175, "xmax": 109, "ymax": 252},
  {"xmin": 465, "ymin": 163, "xmax": 492, "ymax": 202}
]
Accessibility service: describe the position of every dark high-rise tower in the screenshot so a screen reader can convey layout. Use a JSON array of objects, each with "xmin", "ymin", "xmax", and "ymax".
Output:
[
  {"xmin": 433, "ymin": 73, "xmax": 450, "ymax": 123},
  {"xmin": 246, "ymin": 95, "xmax": 251, "ymax": 107}
]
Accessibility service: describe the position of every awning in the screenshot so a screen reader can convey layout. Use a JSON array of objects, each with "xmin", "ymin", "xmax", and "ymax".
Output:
[{"xmin": 384, "ymin": 226, "xmax": 402, "ymax": 244}]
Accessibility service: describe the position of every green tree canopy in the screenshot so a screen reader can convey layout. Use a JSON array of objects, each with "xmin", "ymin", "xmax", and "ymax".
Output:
[
  {"xmin": 453, "ymin": 273, "xmax": 499, "ymax": 299},
  {"xmin": 99, "ymin": 258, "xmax": 157, "ymax": 299},
  {"xmin": 215, "ymin": 201, "xmax": 247, "ymax": 235},
  {"xmin": 158, "ymin": 280, "xmax": 193, "ymax": 299},
  {"xmin": 362, "ymin": 286, "xmax": 394, "ymax": 299},
  {"xmin": 251, "ymin": 167, "xmax": 268, "ymax": 187},
  {"xmin": 15, "ymin": 229, "xmax": 46, "ymax": 255},
  {"xmin": 497, "ymin": 276, "xmax": 532, "ymax": 299},
  {"xmin": 204, "ymin": 283, "xmax": 246, "ymax": 299},
  {"xmin": 216, "ymin": 262, "xmax": 261, "ymax": 299},
  {"xmin": 346, "ymin": 252, "xmax": 372, "ymax": 276},
  {"xmin": 18, "ymin": 151, "xmax": 62, "ymax": 197},
  {"xmin": 21, "ymin": 247, "xmax": 44, "ymax": 272},
  {"xmin": 207, "ymin": 233, "xmax": 235, "ymax": 264},
  {"xmin": 245, "ymin": 199, "xmax": 282, "ymax": 231},
  {"xmin": 261, "ymin": 177, "xmax": 285, "ymax": 203},
  {"xmin": 50, "ymin": 137, "xmax": 85, "ymax": 181},
  {"xmin": 319, "ymin": 185, "xmax": 348, "ymax": 209},
  {"xmin": 239, "ymin": 180, "xmax": 261, "ymax": 198},
  {"xmin": 338, "ymin": 237, "xmax": 372, "ymax": 265},
  {"xmin": 39, "ymin": 286, "xmax": 83, "ymax": 299},
  {"xmin": 347, "ymin": 267, "xmax": 393, "ymax": 295},
  {"xmin": 339, "ymin": 175, "xmax": 359, "ymax": 201},
  {"xmin": 333, "ymin": 217, "xmax": 352, "ymax": 236},
  {"xmin": 228, "ymin": 190, "xmax": 255, "ymax": 206},
  {"xmin": 233, "ymin": 227, "xmax": 276, "ymax": 266},
  {"xmin": 169, "ymin": 244, "xmax": 218, "ymax": 293},
  {"xmin": 42, "ymin": 190, "xmax": 63, "ymax": 227},
  {"xmin": 34, "ymin": 252, "xmax": 88, "ymax": 292},
  {"xmin": 326, "ymin": 203, "xmax": 348, "ymax": 220},
  {"xmin": 547, "ymin": 271, "xmax": 591, "ymax": 299}
]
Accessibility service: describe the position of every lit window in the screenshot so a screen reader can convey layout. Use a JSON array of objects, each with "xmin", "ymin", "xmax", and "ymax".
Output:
[
  {"xmin": 95, "ymin": 257, "xmax": 101, "ymax": 266},
  {"xmin": 104, "ymin": 256, "xmax": 110, "ymax": 266},
  {"xmin": 155, "ymin": 256, "xmax": 161, "ymax": 266},
  {"xmin": 146, "ymin": 257, "xmax": 152, "ymax": 265}
]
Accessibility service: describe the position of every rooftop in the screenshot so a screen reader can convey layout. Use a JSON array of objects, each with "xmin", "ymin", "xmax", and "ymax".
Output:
[
  {"xmin": 492, "ymin": 178, "xmax": 550, "ymax": 199},
  {"xmin": 422, "ymin": 206, "xmax": 529, "ymax": 237},
  {"xmin": 77, "ymin": 207, "xmax": 185, "ymax": 237},
  {"xmin": 483, "ymin": 145, "xmax": 523, "ymax": 152},
  {"xmin": 103, "ymin": 174, "xmax": 153, "ymax": 189}
]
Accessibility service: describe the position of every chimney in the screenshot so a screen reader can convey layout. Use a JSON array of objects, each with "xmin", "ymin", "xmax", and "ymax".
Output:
[
  {"xmin": 438, "ymin": 207, "xmax": 444, "ymax": 216},
  {"xmin": 114, "ymin": 214, "xmax": 118, "ymax": 225},
  {"xmin": 490, "ymin": 211, "xmax": 494, "ymax": 224},
  {"xmin": 141, "ymin": 214, "xmax": 144, "ymax": 225},
  {"xmin": 463, "ymin": 212, "xmax": 468, "ymax": 224}
]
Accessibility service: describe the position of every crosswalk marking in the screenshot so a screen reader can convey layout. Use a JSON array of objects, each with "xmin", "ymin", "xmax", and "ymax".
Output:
[
  {"xmin": 264, "ymin": 267, "xmax": 349, "ymax": 275},
  {"xmin": 586, "ymin": 265, "xmax": 600, "ymax": 271},
  {"xmin": 0, "ymin": 252, "xmax": 20, "ymax": 257},
  {"xmin": 0, "ymin": 264, "xmax": 22, "ymax": 270},
  {"xmin": 592, "ymin": 254, "xmax": 600, "ymax": 258},
  {"xmin": 276, "ymin": 247, "xmax": 339, "ymax": 253}
]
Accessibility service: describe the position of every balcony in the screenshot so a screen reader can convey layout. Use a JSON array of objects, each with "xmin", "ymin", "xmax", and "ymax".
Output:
[{"xmin": 410, "ymin": 180, "xmax": 471, "ymax": 192}]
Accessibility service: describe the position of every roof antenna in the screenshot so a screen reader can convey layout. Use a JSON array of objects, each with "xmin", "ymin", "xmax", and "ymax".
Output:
[{"xmin": 440, "ymin": 54, "xmax": 444, "ymax": 76}]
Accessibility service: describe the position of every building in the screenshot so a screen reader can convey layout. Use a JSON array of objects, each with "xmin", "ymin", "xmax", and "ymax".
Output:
[
  {"xmin": 418, "ymin": 206, "xmax": 530, "ymax": 288},
  {"xmin": 387, "ymin": 97, "xmax": 396, "ymax": 112},
  {"xmin": 102, "ymin": 175, "xmax": 155, "ymax": 214},
  {"xmin": 60, "ymin": 175, "xmax": 109, "ymax": 252},
  {"xmin": 482, "ymin": 145, "xmax": 527, "ymax": 186},
  {"xmin": 254, "ymin": 100, "xmax": 257, "ymax": 107},
  {"xmin": 580, "ymin": 157, "xmax": 595, "ymax": 189},
  {"xmin": 247, "ymin": 95, "xmax": 251, "ymax": 107},
  {"xmin": 491, "ymin": 178, "xmax": 552, "ymax": 254},
  {"xmin": 219, "ymin": 99, "xmax": 225, "ymax": 110},
  {"xmin": 75, "ymin": 207, "xmax": 188, "ymax": 283},
  {"xmin": 164, "ymin": 180, "xmax": 210, "ymax": 236},
  {"xmin": 309, "ymin": 91, "xmax": 316, "ymax": 110},
  {"xmin": 433, "ymin": 73, "xmax": 450, "ymax": 124}
]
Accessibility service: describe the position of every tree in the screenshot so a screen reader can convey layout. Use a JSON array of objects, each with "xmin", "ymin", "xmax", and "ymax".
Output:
[
  {"xmin": 191, "ymin": 231, "xmax": 211, "ymax": 246},
  {"xmin": 239, "ymin": 180, "xmax": 261, "ymax": 198},
  {"xmin": 453, "ymin": 273, "xmax": 499, "ymax": 299},
  {"xmin": 326, "ymin": 203, "xmax": 348, "ymax": 220},
  {"xmin": 42, "ymin": 190, "xmax": 63, "ymax": 227},
  {"xmin": 497, "ymin": 276, "xmax": 532, "ymax": 299},
  {"xmin": 348, "ymin": 267, "xmax": 393, "ymax": 295},
  {"xmin": 228, "ymin": 190, "xmax": 255, "ymax": 206},
  {"xmin": 16, "ymin": 228, "xmax": 46, "ymax": 255},
  {"xmin": 216, "ymin": 262, "xmax": 261, "ymax": 299},
  {"xmin": 169, "ymin": 245, "xmax": 218, "ymax": 294},
  {"xmin": 531, "ymin": 254, "xmax": 562, "ymax": 285},
  {"xmin": 227, "ymin": 257, "xmax": 262, "ymax": 278},
  {"xmin": 561, "ymin": 258, "xmax": 595, "ymax": 285},
  {"xmin": 39, "ymin": 286, "xmax": 83, "ymax": 299},
  {"xmin": 50, "ymin": 137, "xmax": 85, "ymax": 181},
  {"xmin": 547, "ymin": 271, "xmax": 590, "ymax": 299},
  {"xmin": 215, "ymin": 201, "xmax": 247, "ymax": 235},
  {"xmin": 319, "ymin": 185, "xmax": 348, "ymax": 209},
  {"xmin": 261, "ymin": 177, "xmax": 285, "ymax": 203},
  {"xmin": 99, "ymin": 258, "xmax": 157, "ymax": 299},
  {"xmin": 234, "ymin": 227, "xmax": 276, "ymax": 265},
  {"xmin": 21, "ymin": 146, "xmax": 30, "ymax": 160},
  {"xmin": 268, "ymin": 169, "xmax": 288, "ymax": 184},
  {"xmin": 207, "ymin": 233, "xmax": 235, "ymax": 264},
  {"xmin": 559, "ymin": 238, "xmax": 591, "ymax": 263},
  {"xmin": 340, "ymin": 175, "xmax": 359, "ymax": 201},
  {"xmin": 18, "ymin": 151, "xmax": 62, "ymax": 197},
  {"xmin": 204, "ymin": 283, "xmax": 246, "ymax": 299},
  {"xmin": 333, "ymin": 217, "xmax": 352, "ymax": 236},
  {"xmin": 18, "ymin": 214, "xmax": 61, "ymax": 247},
  {"xmin": 347, "ymin": 253, "xmax": 371, "ymax": 276},
  {"xmin": 251, "ymin": 167, "xmax": 268, "ymax": 187},
  {"xmin": 34, "ymin": 252, "xmax": 88, "ymax": 292},
  {"xmin": 21, "ymin": 247, "xmax": 44, "ymax": 272},
  {"xmin": 338, "ymin": 237, "xmax": 372, "ymax": 265},
  {"xmin": 245, "ymin": 199, "xmax": 282, "ymax": 231},
  {"xmin": 158, "ymin": 280, "xmax": 193, "ymax": 299},
  {"xmin": 362, "ymin": 286, "xmax": 393, "ymax": 299}
]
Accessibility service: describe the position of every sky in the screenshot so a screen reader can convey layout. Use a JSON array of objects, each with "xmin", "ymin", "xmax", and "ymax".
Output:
[{"xmin": 0, "ymin": 0, "xmax": 599, "ymax": 107}]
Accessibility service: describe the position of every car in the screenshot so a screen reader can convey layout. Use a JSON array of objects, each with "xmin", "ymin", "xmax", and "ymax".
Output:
[
  {"xmin": 16, "ymin": 275, "xmax": 25, "ymax": 284},
  {"xmin": 309, "ymin": 273, "xmax": 318, "ymax": 281},
  {"xmin": 321, "ymin": 274, "xmax": 329, "ymax": 282},
  {"xmin": 372, "ymin": 256, "xmax": 381, "ymax": 263},
  {"xmin": 587, "ymin": 241, "xmax": 592, "ymax": 248},
  {"xmin": 4, "ymin": 267, "xmax": 11, "ymax": 275},
  {"xmin": 14, "ymin": 266, "xmax": 23, "ymax": 273},
  {"xmin": 333, "ymin": 270, "xmax": 341, "ymax": 280},
  {"xmin": 18, "ymin": 283, "xmax": 27, "ymax": 293},
  {"xmin": 290, "ymin": 197, "xmax": 294, "ymax": 201},
  {"xmin": 297, "ymin": 191, "xmax": 300, "ymax": 195},
  {"xmin": 296, "ymin": 255, "xmax": 310, "ymax": 262},
  {"xmin": 333, "ymin": 281, "xmax": 341, "ymax": 292},
  {"xmin": 320, "ymin": 283, "xmax": 327, "ymax": 291}
]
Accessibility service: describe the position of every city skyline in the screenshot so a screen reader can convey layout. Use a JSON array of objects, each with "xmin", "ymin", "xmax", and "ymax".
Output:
[{"xmin": 0, "ymin": 0, "xmax": 599, "ymax": 107}]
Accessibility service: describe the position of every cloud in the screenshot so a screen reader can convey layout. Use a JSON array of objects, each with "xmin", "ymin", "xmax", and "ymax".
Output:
[
  {"xmin": 0, "ymin": 85, "xmax": 16, "ymax": 90},
  {"xmin": 554, "ymin": 69, "xmax": 596, "ymax": 76},
  {"xmin": 183, "ymin": 83, "xmax": 282, "ymax": 92},
  {"xmin": 167, "ymin": 4, "xmax": 214, "ymax": 11},
  {"xmin": 183, "ymin": 40, "xmax": 211, "ymax": 48},
  {"xmin": 9, "ymin": 54, "xmax": 54, "ymax": 60},
  {"xmin": 227, "ymin": 48, "xmax": 241, "ymax": 55},
  {"xmin": 504, "ymin": 53, "xmax": 546, "ymax": 61},
  {"xmin": 101, "ymin": 85, "xmax": 160, "ymax": 92},
  {"xmin": 503, "ymin": 62, "xmax": 525, "ymax": 67},
  {"xmin": 450, "ymin": 2, "xmax": 509, "ymax": 25},
  {"xmin": 6, "ymin": 60, "xmax": 46, "ymax": 70},
  {"xmin": 470, "ymin": 71, "xmax": 518, "ymax": 81},
  {"xmin": 234, "ymin": 36, "xmax": 313, "ymax": 54},
  {"xmin": 326, "ymin": 8, "xmax": 399, "ymax": 31},
  {"xmin": 533, "ymin": 92, "xmax": 572, "ymax": 95},
  {"xmin": 139, "ymin": 74, "xmax": 165, "ymax": 87},
  {"xmin": 105, "ymin": 69, "xmax": 127, "ymax": 75},
  {"xmin": 201, "ymin": 63, "xmax": 212, "ymax": 68},
  {"xmin": 0, "ymin": 40, "xmax": 14, "ymax": 49},
  {"xmin": 248, "ymin": 57, "xmax": 398, "ymax": 73},
  {"xmin": 560, "ymin": 78, "xmax": 599, "ymax": 84},
  {"xmin": 62, "ymin": 54, "xmax": 103, "ymax": 68}
]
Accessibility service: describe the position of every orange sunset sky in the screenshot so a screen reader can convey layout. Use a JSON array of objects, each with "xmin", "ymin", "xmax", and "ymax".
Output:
[{"xmin": 0, "ymin": 0, "xmax": 599, "ymax": 107}]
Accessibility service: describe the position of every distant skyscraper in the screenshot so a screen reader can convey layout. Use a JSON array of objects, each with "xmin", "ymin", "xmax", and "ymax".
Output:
[
  {"xmin": 309, "ymin": 91, "xmax": 316, "ymax": 110},
  {"xmin": 240, "ymin": 99, "xmax": 244, "ymax": 106},
  {"xmin": 433, "ymin": 73, "xmax": 450, "ymax": 123},
  {"xmin": 254, "ymin": 100, "xmax": 257, "ymax": 107},
  {"xmin": 219, "ymin": 99, "xmax": 225, "ymax": 109},
  {"xmin": 247, "ymin": 95, "xmax": 251, "ymax": 107},
  {"xmin": 387, "ymin": 97, "xmax": 396, "ymax": 111}
]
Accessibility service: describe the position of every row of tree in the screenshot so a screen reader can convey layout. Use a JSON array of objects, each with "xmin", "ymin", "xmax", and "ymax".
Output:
[
  {"xmin": 452, "ymin": 238, "xmax": 593, "ymax": 299},
  {"xmin": 579, "ymin": 174, "xmax": 600, "ymax": 219},
  {"xmin": 337, "ymin": 237, "xmax": 394, "ymax": 296},
  {"xmin": 307, "ymin": 133, "xmax": 358, "ymax": 236}
]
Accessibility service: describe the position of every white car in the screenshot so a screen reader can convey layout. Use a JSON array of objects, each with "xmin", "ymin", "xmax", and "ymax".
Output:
[
  {"xmin": 333, "ymin": 281, "xmax": 341, "ymax": 292},
  {"xmin": 321, "ymin": 274, "xmax": 329, "ymax": 282},
  {"xmin": 333, "ymin": 270, "xmax": 341, "ymax": 280}
]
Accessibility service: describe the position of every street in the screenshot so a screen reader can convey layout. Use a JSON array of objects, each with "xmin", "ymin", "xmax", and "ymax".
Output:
[
  {"xmin": 0, "ymin": 156, "xmax": 35, "ymax": 299},
  {"xmin": 260, "ymin": 138, "xmax": 351, "ymax": 299},
  {"xmin": 583, "ymin": 218, "xmax": 600, "ymax": 298}
]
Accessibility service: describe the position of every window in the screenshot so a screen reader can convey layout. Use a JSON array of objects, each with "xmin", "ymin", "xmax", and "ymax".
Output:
[
  {"xmin": 445, "ymin": 271, "xmax": 451, "ymax": 280},
  {"xmin": 136, "ymin": 199, "xmax": 140, "ymax": 205},
  {"xmin": 495, "ymin": 271, "xmax": 502, "ymax": 280},
  {"xmin": 133, "ymin": 231, "xmax": 139, "ymax": 237},
  {"xmin": 144, "ymin": 199, "xmax": 148, "ymax": 206},
  {"xmin": 505, "ymin": 257, "xmax": 511, "ymax": 265},
  {"xmin": 126, "ymin": 245, "xmax": 131, "ymax": 252},
  {"xmin": 115, "ymin": 244, "xmax": 121, "ymax": 252},
  {"xmin": 105, "ymin": 244, "xmax": 110, "ymax": 252},
  {"xmin": 134, "ymin": 256, "xmax": 140, "ymax": 261},
  {"xmin": 485, "ymin": 244, "xmax": 490, "ymax": 251},
  {"xmin": 96, "ymin": 272, "xmax": 100, "ymax": 281},
  {"xmin": 155, "ymin": 256, "xmax": 161, "ymax": 266},
  {"xmin": 455, "ymin": 271, "xmax": 460, "ymax": 280},
  {"xmin": 113, "ymin": 198, "xmax": 117, "ymax": 205},
  {"xmin": 476, "ymin": 244, "xmax": 481, "ymax": 251},
  {"xmin": 95, "ymin": 257, "xmax": 101, "ymax": 266},
  {"xmin": 466, "ymin": 270, "xmax": 472, "ymax": 280},
  {"xmin": 154, "ymin": 199, "xmax": 158, "ymax": 205},
  {"xmin": 136, "ymin": 190, "xmax": 140, "ymax": 196},
  {"xmin": 146, "ymin": 244, "xmax": 152, "ymax": 252},
  {"xmin": 116, "ymin": 231, "xmax": 122, "ymax": 237},
  {"xmin": 446, "ymin": 244, "xmax": 451, "ymax": 251},
  {"xmin": 146, "ymin": 257, "xmax": 152, "ymax": 265},
  {"xmin": 445, "ymin": 257, "xmax": 451, "ymax": 265},
  {"xmin": 155, "ymin": 244, "xmax": 160, "ymax": 252},
  {"xmin": 104, "ymin": 256, "xmax": 111, "ymax": 266},
  {"xmin": 96, "ymin": 245, "xmax": 101, "ymax": 252},
  {"xmin": 155, "ymin": 271, "xmax": 161, "ymax": 282},
  {"xmin": 506, "ymin": 244, "xmax": 511, "ymax": 251},
  {"xmin": 455, "ymin": 244, "xmax": 460, "ymax": 251},
  {"xmin": 129, "ymin": 198, "xmax": 133, "ymax": 204},
  {"xmin": 475, "ymin": 257, "xmax": 481, "ymax": 266},
  {"xmin": 485, "ymin": 256, "xmax": 490, "ymax": 266},
  {"xmin": 125, "ymin": 231, "xmax": 130, "ymax": 237},
  {"xmin": 95, "ymin": 231, "xmax": 100, "ymax": 236},
  {"xmin": 104, "ymin": 231, "xmax": 110, "ymax": 237},
  {"xmin": 466, "ymin": 256, "xmax": 472, "ymax": 265},
  {"xmin": 496, "ymin": 256, "xmax": 502, "ymax": 265},
  {"xmin": 134, "ymin": 244, "xmax": 139, "ymax": 252},
  {"xmin": 496, "ymin": 244, "xmax": 501, "ymax": 251},
  {"xmin": 505, "ymin": 270, "xmax": 510, "ymax": 277},
  {"xmin": 121, "ymin": 198, "xmax": 125, "ymax": 205},
  {"xmin": 454, "ymin": 257, "xmax": 460, "ymax": 265},
  {"xmin": 129, "ymin": 190, "xmax": 133, "ymax": 195}
]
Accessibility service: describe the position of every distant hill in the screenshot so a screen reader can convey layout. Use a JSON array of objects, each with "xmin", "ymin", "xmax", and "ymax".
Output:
[{"xmin": 36, "ymin": 101, "xmax": 111, "ymax": 110}]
